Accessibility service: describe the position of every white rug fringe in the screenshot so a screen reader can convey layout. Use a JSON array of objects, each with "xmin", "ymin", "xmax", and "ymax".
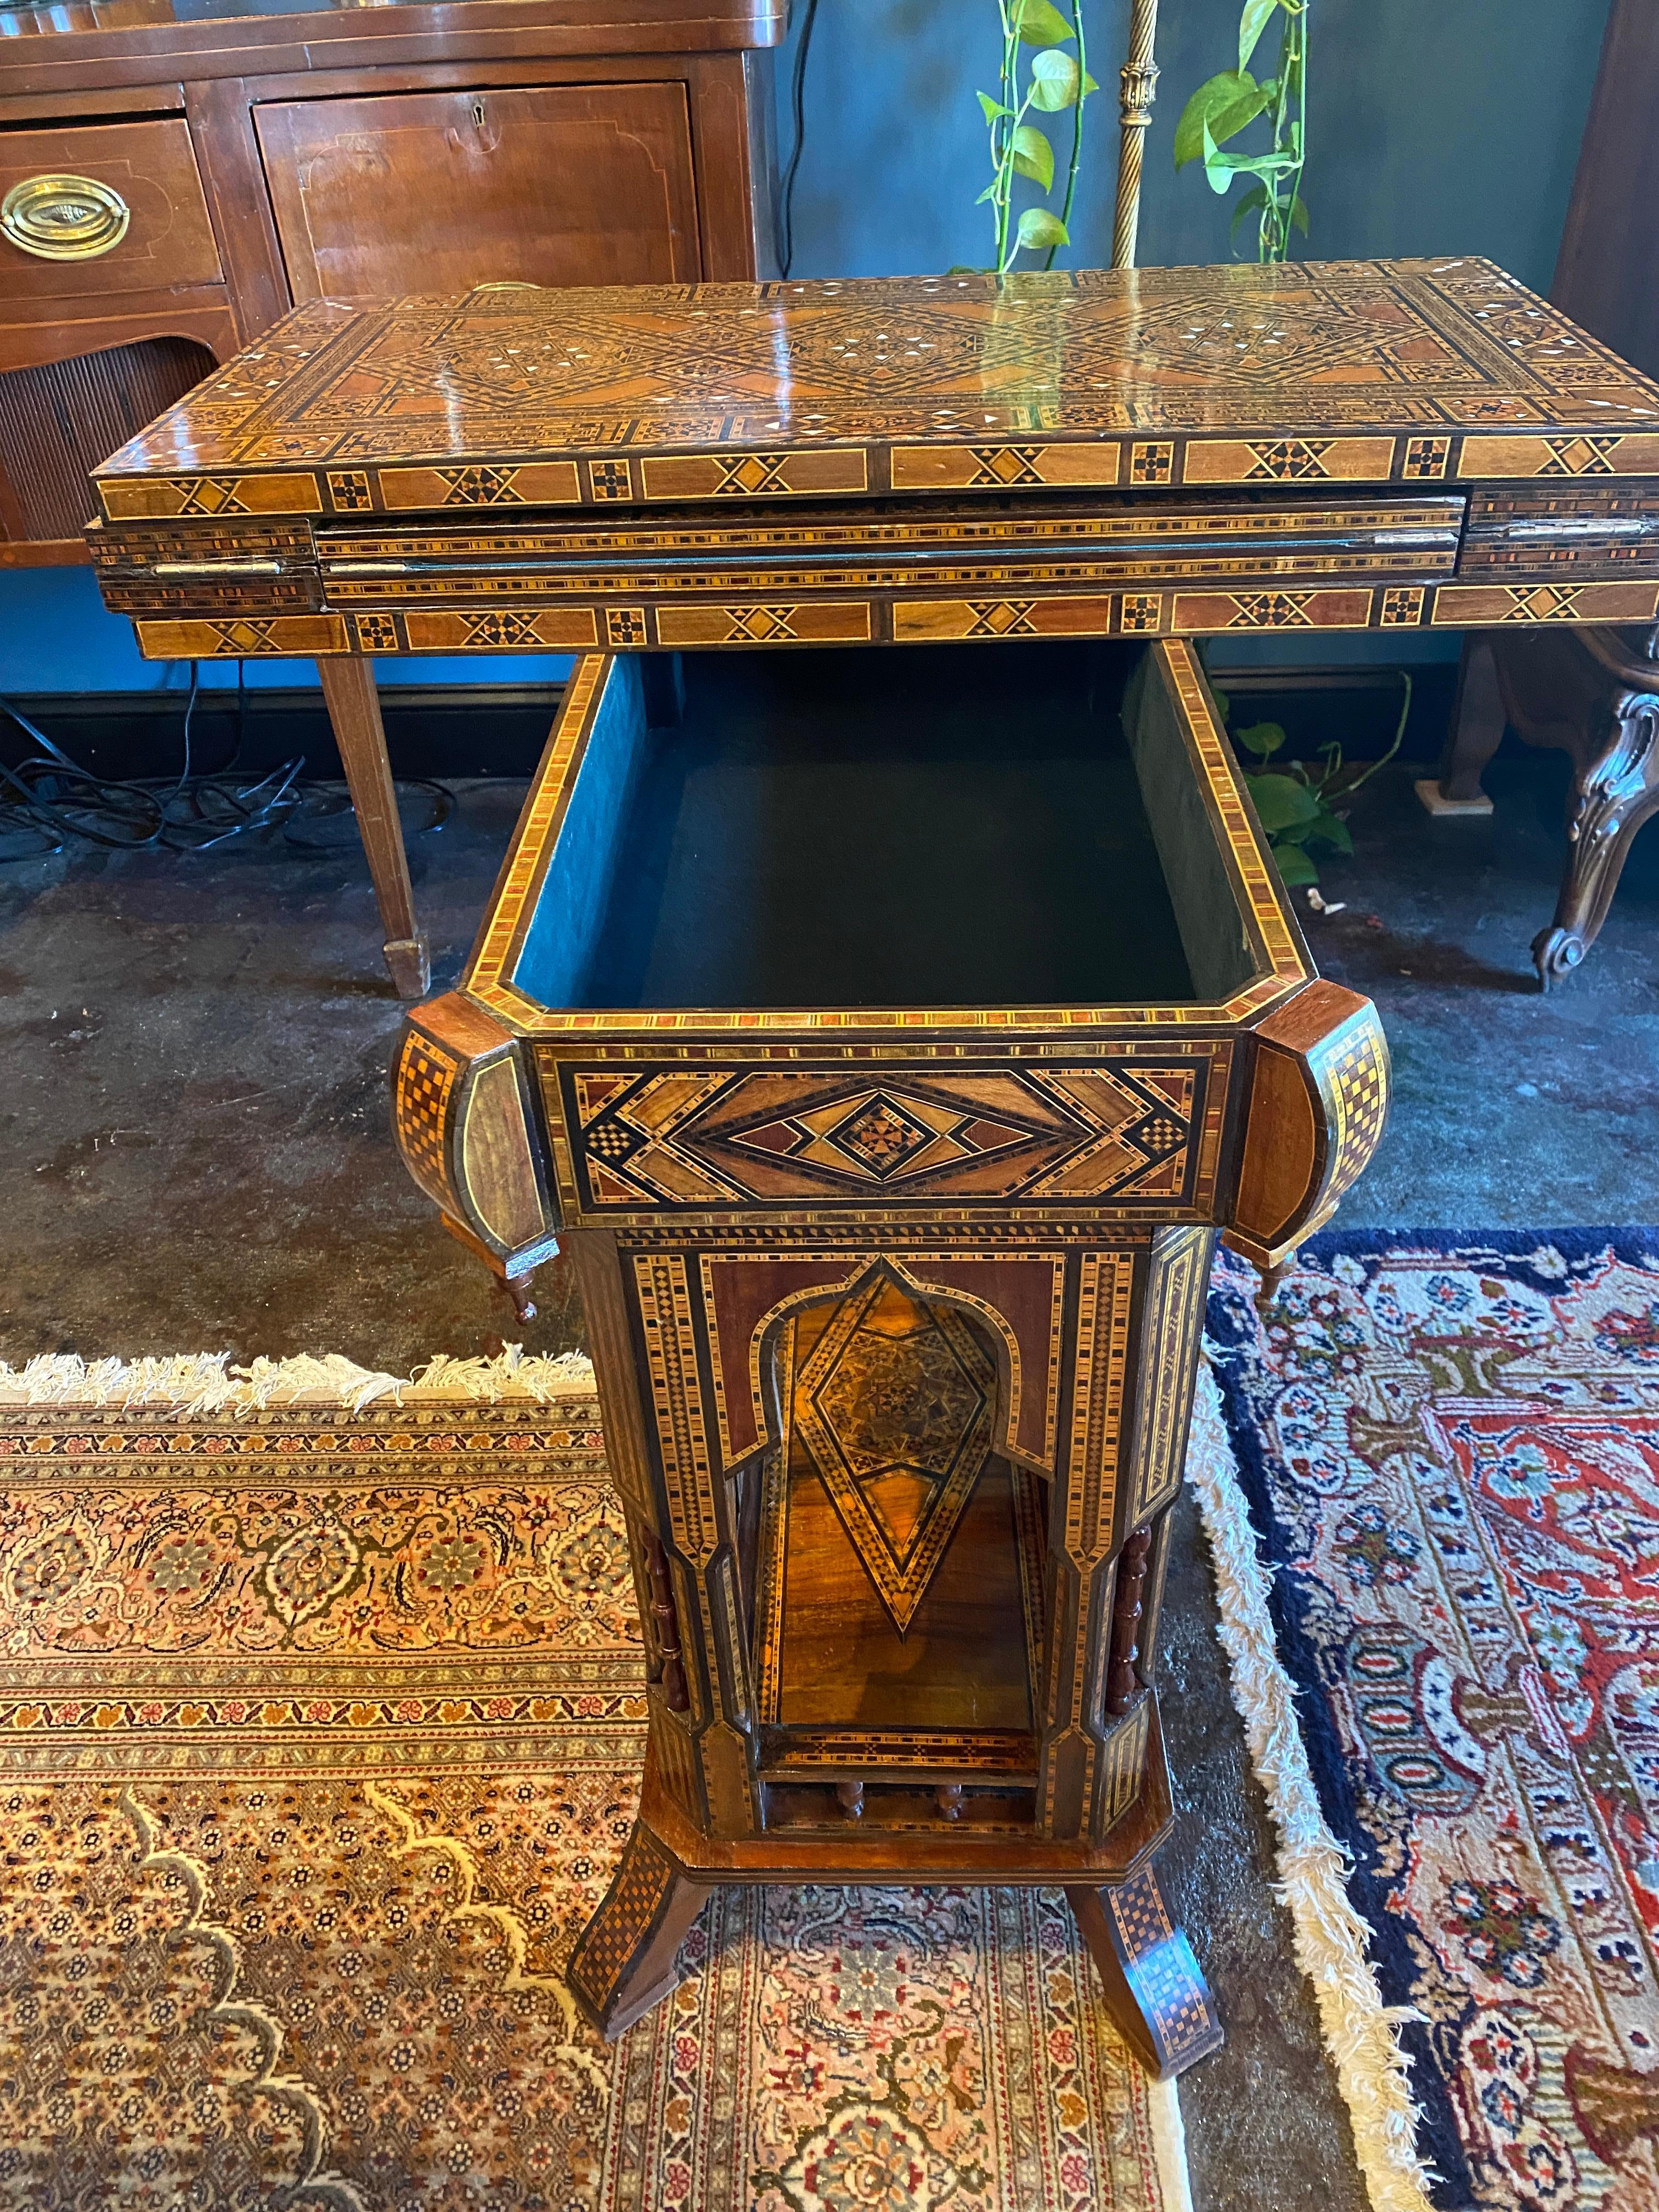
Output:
[
  {"xmin": 0, "ymin": 1347, "xmax": 597, "ymax": 1414},
  {"xmin": 1146, "ymin": 2078, "xmax": 1195, "ymax": 2212},
  {"xmin": 1186, "ymin": 1358, "xmax": 1436, "ymax": 2212}
]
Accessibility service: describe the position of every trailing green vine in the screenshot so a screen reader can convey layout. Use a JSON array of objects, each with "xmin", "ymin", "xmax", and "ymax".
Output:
[
  {"xmin": 975, "ymin": 1, "xmax": 1098, "ymax": 273},
  {"xmin": 1175, "ymin": 0, "xmax": 1308, "ymax": 260},
  {"xmin": 1216, "ymin": 673, "xmax": 1412, "ymax": 887}
]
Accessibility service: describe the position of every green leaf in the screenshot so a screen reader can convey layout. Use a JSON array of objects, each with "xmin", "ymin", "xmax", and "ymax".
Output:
[
  {"xmin": 1290, "ymin": 192, "xmax": 1310, "ymax": 236},
  {"xmin": 946, "ymin": 264, "xmax": 991, "ymax": 275},
  {"xmin": 1174, "ymin": 70, "xmax": 1271, "ymax": 169},
  {"xmin": 977, "ymin": 91, "xmax": 1011, "ymax": 124},
  {"xmin": 1209, "ymin": 685, "xmax": 1231, "ymax": 724},
  {"xmin": 1238, "ymin": 0, "xmax": 1280, "ymax": 73},
  {"xmin": 1201, "ymin": 119, "xmax": 1232, "ymax": 195},
  {"xmin": 1235, "ymin": 719, "xmax": 1286, "ymax": 760},
  {"xmin": 1246, "ymin": 771, "xmax": 1321, "ymax": 834},
  {"xmin": 1011, "ymin": 124, "xmax": 1056, "ymax": 191},
  {"xmin": 1029, "ymin": 48, "xmax": 1081, "ymax": 110},
  {"xmin": 975, "ymin": 183, "xmax": 1000, "ymax": 204},
  {"xmin": 1271, "ymin": 841, "xmax": 1319, "ymax": 887},
  {"xmin": 1307, "ymin": 809, "xmax": 1354, "ymax": 855},
  {"xmin": 1207, "ymin": 145, "xmax": 1304, "ymax": 185},
  {"xmin": 1081, "ymin": 70, "xmax": 1101, "ymax": 95},
  {"xmin": 1011, "ymin": 0, "xmax": 1073, "ymax": 46},
  {"xmin": 1015, "ymin": 206, "xmax": 1070, "ymax": 252},
  {"xmin": 1228, "ymin": 180, "xmax": 1268, "ymax": 245}
]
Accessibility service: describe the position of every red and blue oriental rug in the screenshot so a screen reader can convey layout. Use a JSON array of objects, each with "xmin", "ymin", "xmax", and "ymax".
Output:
[{"xmin": 1206, "ymin": 1232, "xmax": 1659, "ymax": 2212}]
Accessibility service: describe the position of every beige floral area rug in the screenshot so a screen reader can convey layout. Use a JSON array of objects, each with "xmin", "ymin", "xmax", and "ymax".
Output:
[{"xmin": 0, "ymin": 1351, "xmax": 1190, "ymax": 2212}]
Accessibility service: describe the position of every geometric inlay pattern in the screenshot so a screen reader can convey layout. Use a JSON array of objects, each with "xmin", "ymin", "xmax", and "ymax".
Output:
[
  {"xmin": 1379, "ymin": 585, "xmax": 1426, "ymax": 627},
  {"xmin": 1245, "ymin": 438, "xmax": 1332, "ymax": 480},
  {"xmin": 1539, "ymin": 433, "xmax": 1622, "ymax": 476},
  {"xmin": 94, "ymin": 261, "xmax": 1659, "ymax": 520},
  {"xmin": 393, "ymin": 1029, "xmax": 460, "ymax": 1207},
  {"xmin": 1321, "ymin": 1014, "xmax": 1390, "ymax": 1207},
  {"xmin": 560, "ymin": 1062, "xmax": 1204, "ymax": 1211},
  {"xmin": 1500, "ymin": 583, "xmax": 1585, "ymax": 621},
  {"xmin": 1226, "ymin": 590, "xmax": 1313, "ymax": 628},
  {"xmin": 1106, "ymin": 1865, "xmax": 1220, "ymax": 2064},
  {"xmin": 1402, "ymin": 435, "xmax": 1452, "ymax": 479},
  {"xmin": 791, "ymin": 1268, "xmax": 997, "ymax": 1634}
]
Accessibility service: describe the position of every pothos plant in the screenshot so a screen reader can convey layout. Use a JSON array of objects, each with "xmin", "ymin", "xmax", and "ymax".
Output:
[
  {"xmin": 975, "ymin": 1, "xmax": 1098, "ymax": 273},
  {"xmin": 1214, "ymin": 673, "xmax": 1411, "ymax": 887},
  {"xmin": 1174, "ymin": 0, "xmax": 1308, "ymax": 260}
]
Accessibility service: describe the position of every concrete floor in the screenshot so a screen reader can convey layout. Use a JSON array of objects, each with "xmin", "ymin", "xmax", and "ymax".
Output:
[{"xmin": 2, "ymin": 736, "xmax": 1656, "ymax": 2212}]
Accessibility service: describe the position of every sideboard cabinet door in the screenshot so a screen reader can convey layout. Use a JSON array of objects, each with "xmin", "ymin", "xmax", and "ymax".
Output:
[{"xmin": 254, "ymin": 82, "xmax": 703, "ymax": 302}]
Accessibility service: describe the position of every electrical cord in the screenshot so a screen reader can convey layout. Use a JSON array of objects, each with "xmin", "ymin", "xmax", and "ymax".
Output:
[
  {"xmin": 778, "ymin": 0, "xmax": 821, "ymax": 279},
  {"xmin": 0, "ymin": 663, "xmax": 454, "ymax": 862}
]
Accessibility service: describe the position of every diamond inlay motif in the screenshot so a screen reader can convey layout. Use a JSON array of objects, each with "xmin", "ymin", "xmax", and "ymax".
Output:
[
  {"xmin": 729, "ymin": 1086, "xmax": 1031, "ymax": 1187},
  {"xmin": 825, "ymin": 1097, "xmax": 936, "ymax": 1177},
  {"xmin": 793, "ymin": 1269, "xmax": 996, "ymax": 1632}
]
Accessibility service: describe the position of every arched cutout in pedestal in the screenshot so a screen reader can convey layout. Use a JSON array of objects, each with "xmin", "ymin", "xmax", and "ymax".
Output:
[{"xmin": 749, "ymin": 1259, "xmax": 1047, "ymax": 1759}]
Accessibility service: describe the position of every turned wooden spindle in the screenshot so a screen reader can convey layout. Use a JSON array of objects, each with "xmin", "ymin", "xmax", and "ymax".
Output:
[
  {"xmin": 935, "ymin": 1783, "xmax": 964, "ymax": 1822},
  {"xmin": 1111, "ymin": 0, "xmax": 1161, "ymax": 269},
  {"xmin": 835, "ymin": 1780, "xmax": 865, "ymax": 1822},
  {"xmin": 642, "ymin": 1528, "xmax": 689, "ymax": 1712},
  {"xmin": 1105, "ymin": 1526, "xmax": 1153, "ymax": 1716}
]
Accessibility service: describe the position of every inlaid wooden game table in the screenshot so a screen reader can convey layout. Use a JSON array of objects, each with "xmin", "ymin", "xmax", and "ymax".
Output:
[{"xmin": 88, "ymin": 261, "xmax": 1659, "ymax": 2074}]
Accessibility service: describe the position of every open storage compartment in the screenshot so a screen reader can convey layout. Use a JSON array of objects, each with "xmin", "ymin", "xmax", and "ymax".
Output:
[{"xmin": 494, "ymin": 638, "xmax": 1277, "ymax": 1025}]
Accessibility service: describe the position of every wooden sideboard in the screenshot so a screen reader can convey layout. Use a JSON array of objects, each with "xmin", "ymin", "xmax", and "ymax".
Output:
[{"xmin": 0, "ymin": 0, "xmax": 782, "ymax": 565}]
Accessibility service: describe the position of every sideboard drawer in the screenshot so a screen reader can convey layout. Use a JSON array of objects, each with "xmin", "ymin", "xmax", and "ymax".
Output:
[
  {"xmin": 254, "ymin": 81, "xmax": 702, "ymax": 303},
  {"xmin": 0, "ymin": 120, "xmax": 222, "ymax": 307}
]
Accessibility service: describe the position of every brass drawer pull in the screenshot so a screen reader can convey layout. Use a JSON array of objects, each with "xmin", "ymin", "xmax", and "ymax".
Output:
[{"xmin": 2, "ymin": 174, "xmax": 131, "ymax": 262}]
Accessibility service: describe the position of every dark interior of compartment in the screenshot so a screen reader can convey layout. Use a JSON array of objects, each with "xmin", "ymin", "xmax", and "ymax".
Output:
[{"xmin": 538, "ymin": 642, "xmax": 1199, "ymax": 1010}]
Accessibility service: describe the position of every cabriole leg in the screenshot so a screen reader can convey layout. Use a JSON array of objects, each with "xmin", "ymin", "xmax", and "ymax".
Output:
[{"xmin": 1534, "ymin": 690, "xmax": 1659, "ymax": 985}]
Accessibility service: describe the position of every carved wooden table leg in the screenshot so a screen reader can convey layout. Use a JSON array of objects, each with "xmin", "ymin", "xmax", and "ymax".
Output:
[
  {"xmin": 1533, "ymin": 680, "xmax": 1659, "ymax": 985},
  {"xmin": 317, "ymin": 654, "xmax": 430, "ymax": 998},
  {"xmin": 1068, "ymin": 1865, "xmax": 1224, "ymax": 2078},
  {"xmin": 566, "ymin": 1822, "xmax": 715, "ymax": 2040},
  {"xmin": 1419, "ymin": 632, "xmax": 1503, "ymax": 815}
]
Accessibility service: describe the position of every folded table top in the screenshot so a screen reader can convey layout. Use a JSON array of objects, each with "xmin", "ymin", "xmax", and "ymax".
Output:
[{"xmin": 91, "ymin": 258, "xmax": 1659, "ymax": 520}]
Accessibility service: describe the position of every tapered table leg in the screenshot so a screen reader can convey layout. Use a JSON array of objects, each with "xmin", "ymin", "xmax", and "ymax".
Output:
[
  {"xmin": 566, "ymin": 1823, "xmax": 715, "ymax": 2040},
  {"xmin": 317, "ymin": 655, "xmax": 430, "ymax": 998},
  {"xmin": 1067, "ymin": 1862, "xmax": 1224, "ymax": 2079}
]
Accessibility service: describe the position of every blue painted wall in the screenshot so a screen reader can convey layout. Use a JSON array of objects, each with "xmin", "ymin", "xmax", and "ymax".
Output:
[
  {"xmin": 0, "ymin": 0, "xmax": 1611, "ymax": 694},
  {"xmin": 776, "ymin": 0, "xmax": 1607, "ymax": 287},
  {"xmin": 769, "ymin": 0, "xmax": 1609, "ymax": 669}
]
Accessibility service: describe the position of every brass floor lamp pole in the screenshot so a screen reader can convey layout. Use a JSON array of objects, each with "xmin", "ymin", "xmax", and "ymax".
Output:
[{"xmin": 1112, "ymin": 0, "xmax": 1160, "ymax": 267}]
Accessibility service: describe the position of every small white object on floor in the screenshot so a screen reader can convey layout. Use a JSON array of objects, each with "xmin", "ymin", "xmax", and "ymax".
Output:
[
  {"xmin": 1306, "ymin": 889, "xmax": 1346, "ymax": 916},
  {"xmin": 1414, "ymin": 776, "xmax": 1494, "ymax": 817}
]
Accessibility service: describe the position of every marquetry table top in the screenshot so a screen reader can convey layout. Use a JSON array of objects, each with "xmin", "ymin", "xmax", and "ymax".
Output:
[{"xmin": 92, "ymin": 259, "xmax": 1659, "ymax": 523}]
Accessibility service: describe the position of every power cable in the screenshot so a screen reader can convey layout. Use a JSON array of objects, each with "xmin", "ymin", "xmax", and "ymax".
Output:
[
  {"xmin": 778, "ymin": 0, "xmax": 821, "ymax": 279},
  {"xmin": 0, "ymin": 664, "xmax": 453, "ymax": 862}
]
